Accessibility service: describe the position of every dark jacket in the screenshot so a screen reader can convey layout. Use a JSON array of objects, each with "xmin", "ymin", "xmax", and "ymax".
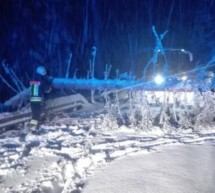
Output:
[{"xmin": 30, "ymin": 73, "xmax": 53, "ymax": 101}]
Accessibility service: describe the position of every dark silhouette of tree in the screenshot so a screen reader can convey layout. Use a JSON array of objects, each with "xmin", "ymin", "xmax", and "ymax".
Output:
[{"xmin": 1, "ymin": 0, "xmax": 215, "ymax": 102}]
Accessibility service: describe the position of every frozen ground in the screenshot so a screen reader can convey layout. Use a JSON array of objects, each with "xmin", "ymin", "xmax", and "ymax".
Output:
[
  {"xmin": 83, "ymin": 143, "xmax": 215, "ymax": 193},
  {"xmin": 0, "ymin": 105, "xmax": 215, "ymax": 193}
]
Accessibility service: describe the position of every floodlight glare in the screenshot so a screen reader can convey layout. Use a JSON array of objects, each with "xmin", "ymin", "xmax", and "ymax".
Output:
[{"xmin": 154, "ymin": 74, "xmax": 165, "ymax": 85}]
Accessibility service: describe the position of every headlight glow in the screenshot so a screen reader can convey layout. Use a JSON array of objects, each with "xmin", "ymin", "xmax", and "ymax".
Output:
[{"xmin": 154, "ymin": 74, "xmax": 165, "ymax": 85}]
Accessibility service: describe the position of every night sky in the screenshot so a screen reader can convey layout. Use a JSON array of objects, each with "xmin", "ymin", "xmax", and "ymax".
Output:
[{"xmin": 0, "ymin": 0, "xmax": 215, "ymax": 102}]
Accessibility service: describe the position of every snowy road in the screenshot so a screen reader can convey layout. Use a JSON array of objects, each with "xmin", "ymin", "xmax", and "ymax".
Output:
[{"xmin": 83, "ymin": 143, "xmax": 215, "ymax": 193}]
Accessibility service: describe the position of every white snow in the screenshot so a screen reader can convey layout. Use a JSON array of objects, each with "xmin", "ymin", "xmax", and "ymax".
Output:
[
  {"xmin": 83, "ymin": 144, "xmax": 215, "ymax": 193},
  {"xmin": 0, "ymin": 103, "xmax": 215, "ymax": 192}
]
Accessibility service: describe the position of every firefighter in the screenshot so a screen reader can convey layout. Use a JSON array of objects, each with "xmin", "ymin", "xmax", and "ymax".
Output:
[{"xmin": 29, "ymin": 66, "xmax": 53, "ymax": 131}]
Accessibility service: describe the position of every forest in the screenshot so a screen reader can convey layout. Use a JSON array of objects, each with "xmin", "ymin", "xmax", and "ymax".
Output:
[
  {"xmin": 1, "ymin": 2, "xmax": 215, "ymax": 192},
  {"xmin": 0, "ymin": 0, "xmax": 215, "ymax": 102}
]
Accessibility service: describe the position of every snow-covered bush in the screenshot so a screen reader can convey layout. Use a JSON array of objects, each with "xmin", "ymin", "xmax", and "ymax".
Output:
[
  {"xmin": 132, "ymin": 91, "xmax": 153, "ymax": 131},
  {"xmin": 194, "ymin": 91, "xmax": 215, "ymax": 128},
  {"xmin": 102, "ymin": 90, "xmax": 153, "ymax": 131},
  {"xmin": 101, "ymin": 90, "xmax": 119, "ymax": 131},
  {"xmin": 154, "ymin": 96, "xmax": 170, "ymax": 128},
  {"xmin": 101, "ymin": 88, "xmax": 215, "ymax": 132}
]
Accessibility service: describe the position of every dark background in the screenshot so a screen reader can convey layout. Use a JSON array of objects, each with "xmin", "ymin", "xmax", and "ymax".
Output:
[{"xmin": 0, "ymin": 0, "xmax": 215, "ymax": 102}]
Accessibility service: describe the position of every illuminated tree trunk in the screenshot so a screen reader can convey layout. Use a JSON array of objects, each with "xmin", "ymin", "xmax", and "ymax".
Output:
[{"xmin": 3, "ymin": 78, "xmax": 140, "ymax": 107}]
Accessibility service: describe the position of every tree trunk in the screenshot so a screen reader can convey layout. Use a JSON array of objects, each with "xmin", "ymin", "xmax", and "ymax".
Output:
[{"xmin": 3, "ymin": 78, "xmax": 139, "ymax": 107}]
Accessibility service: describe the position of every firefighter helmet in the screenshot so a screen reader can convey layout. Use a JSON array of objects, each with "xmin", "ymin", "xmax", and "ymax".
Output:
[{"xmin": 36, "ymin": 66, "xmax": 47, "ymax": 76}]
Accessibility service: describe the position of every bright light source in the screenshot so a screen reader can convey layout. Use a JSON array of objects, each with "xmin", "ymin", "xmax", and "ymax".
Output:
[
  {"xmin": 181, "ymin": 75, "xmax": 187, "ymax": 81},
  {"xmin": 154, "ymin": 74, "xmax": 165, "ymax": 85},
  {"xmin": 181, "ymin": 48, "xmax": 185, "ymax": 52}
]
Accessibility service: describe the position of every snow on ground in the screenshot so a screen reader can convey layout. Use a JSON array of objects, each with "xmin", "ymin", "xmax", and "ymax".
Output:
[
  {"xmin": 0, "ymin": 110, "xmax": 215, "ymax": 192},
  {"xmin": 83, "ymin": 143, "xmax": 215, "ymax": 193}
]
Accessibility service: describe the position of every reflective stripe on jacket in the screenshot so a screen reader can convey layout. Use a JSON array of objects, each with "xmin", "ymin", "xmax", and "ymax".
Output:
[
  {"xmin": 30, "ymin": 81, "xmax": 42, "ymax": 97},
  {"xmin": 30, "ymin": 96, "xmax": 43, "ymax": 102}
]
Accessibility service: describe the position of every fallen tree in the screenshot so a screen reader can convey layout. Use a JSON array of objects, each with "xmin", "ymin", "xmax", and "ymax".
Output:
[
  {"xmin": 52, "ymin": 78, "xmax": 138, "ymax": 90},
  {"xmin": 2, "ymin": 78, "xmax": 142, "ymax": 108}
]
